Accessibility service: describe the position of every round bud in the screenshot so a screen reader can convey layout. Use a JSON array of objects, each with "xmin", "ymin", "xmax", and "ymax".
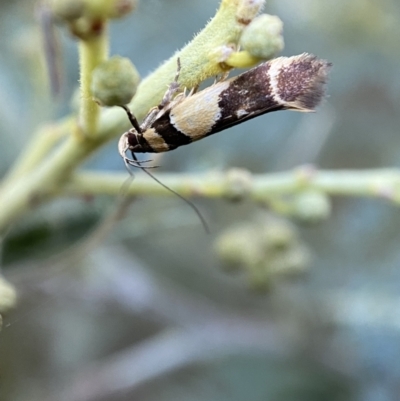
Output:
[
  {"xmin": 225, "ymin": 168, "xmax": 253, "ymax": 202},
  {"xmin": 107, "ymin": 0, "xmax": 137, "ymax": 19},
  {"xmin": 84, "ymin": 0, "xmax": 137, "ymax": 20},
  {"xmin": 91, "ymin": 56, "xmax": 140, "ymax": 107},
  {"xmin": 51, "ymin": 0, "xmax": 85, "ymax": 21},
  {"xmin": 236, "ymin": 0, "xmax": 264, "ymax": 24},
  {"xmin": 215, "ymin": 226, "xmax": 257, "ymax": 271},
  {"xmin": 240, "ymin": 14, "xmax": 284, "ymax": 60},
  {"xmin": 260, "ymin": 218, "xmax": 296, "ymax": 250},
  {"xmin": 292, "ymin": 191, "xmax": 331, "ymax": 224},
  {"xmin": 215, "ymin": 213, "xmax": 312, "ymax": 291}
]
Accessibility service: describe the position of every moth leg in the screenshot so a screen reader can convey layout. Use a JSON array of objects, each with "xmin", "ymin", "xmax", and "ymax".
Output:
[
  {"xmin": 187, "ymin": 85, "xmax": 199, "ymax": 96},
  {"xmin": 120, "ymin": 59, "xmax": 182, "ymax": 134},
  {"xmin": 124, "ymin": 155, "xmax": 159, "ymax": 169},
  {"xmin": 220, "ymin": 70, "xmax": 230, "ymax": 81},
  {"xmin": 213, "ymin": 70, "xmax": 230, "ymax": 85},
  {"xmin": 139, "ymin": 58, "xmax": 184, "ymax": 132},
  {"xmin": 159, "ymin": 58, "xmax": 182, "ymax": 109},
  {"xmin": 140, "ymin": 106, "xmax": 160, "ymax": 131}
]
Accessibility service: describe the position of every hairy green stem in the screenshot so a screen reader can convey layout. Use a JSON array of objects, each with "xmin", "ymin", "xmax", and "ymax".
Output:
[
  {"xmin": 78, "ymin": 27, "xmax": 109, "ymax": 136},
  {"xmin": 3, "ymin": 118, "xmax": 74, "ymax": 183},
  {"xmin": 130, "ymin": 0, "xmax": 263, "ymax": 119},
  {"xmin": 0, "ymin": 0, "xmax": 265, "ymax": 232},
  {"xmin": 0, "ymin": 134, "xmax": 110, "ymax": 232},
  {"xmin": 63, "ymin": 168, "xmax": 400, "ymax": 204}
]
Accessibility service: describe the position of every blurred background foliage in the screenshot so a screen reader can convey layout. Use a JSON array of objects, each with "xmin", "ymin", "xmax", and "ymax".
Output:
[{"xmin": 1, "ymin": 0, "xmax": 400, "ymax": 400}]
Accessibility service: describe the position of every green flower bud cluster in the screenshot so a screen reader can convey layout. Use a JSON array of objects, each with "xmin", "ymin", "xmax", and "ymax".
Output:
[
  {"xmin": 225, "ymin": 13, "xmax": 284, "ymax": 69},
  {"xmin": 84, "ymin": 0, "xmax": 137, "ymax": 20},
  {"xmin": 51, "ymin": 0, "xmax": 86, "ymax": 21},
  {"xmin": 269, "ymin": 190, "xmax": 332, "ymax": 224},
  {"xmin": 292, "ymin": 191, "xmax": 331, "ymax": 224},
  {"xmin": 215, "ymin": 213, "xmax": 311, "ymax": 291},
  {"xmin": 240, "ymin": 14, "xmax": 284, "ymax": 60},
  {"xmin": 50, "ymin": 0, "xmax": 137, "ymax": 39}
]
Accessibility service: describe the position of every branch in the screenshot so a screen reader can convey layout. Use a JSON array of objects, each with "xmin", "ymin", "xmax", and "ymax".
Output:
[
  {"xmin": 64, "ymin": 167, "xmax": 400, "ymax": 203},
  {"xmin": 130, "ymin": 0, "xmax": 265, "ymax": 117},
  {"xmin": 0, "ymin": 0, "xmax": 266, "ymax": 233},
  {"xmin": 78, "ymin": 26, "xmax": 109, "ymax": 136}
]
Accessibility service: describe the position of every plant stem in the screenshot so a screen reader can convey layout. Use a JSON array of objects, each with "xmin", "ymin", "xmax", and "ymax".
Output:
[
  {"xmin": 62, "ymin": 168, "xmax": 400, "ymax": 204},
  {"xmin": 3, "ymin": 118, "xmax": 74, "ymax": 183},
  {"xmin": 0, "ymin": 134, "xmax": 107, "ymax": 233},
  {"xmin": 78, "ymin": 26, "xmax": 109, "ymax": 137},
  {"xmin": 0, "ymin": 0, "xmax": 264, "ymax": 233}
]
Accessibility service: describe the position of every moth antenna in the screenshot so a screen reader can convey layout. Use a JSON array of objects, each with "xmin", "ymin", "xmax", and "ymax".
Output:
[
  {"xmin": 131, "ymin": 153, "xmax": 209, "ymax": 233},
  {"xmin": 123, "ymin": 156, "xmax": 135, "ymax": 176},
  {"xmin": 120, "ymin": 105, "xmax": 142, "ymax": 134},
  {"xmin": 119, "ymin": 61, "xmax": 208, "ymax": 232}
]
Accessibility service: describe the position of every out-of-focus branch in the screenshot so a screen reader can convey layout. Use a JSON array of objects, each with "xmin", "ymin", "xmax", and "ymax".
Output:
[{"xmin": 64, "ymin": 167, "xmax": 400, "ymax": 204}]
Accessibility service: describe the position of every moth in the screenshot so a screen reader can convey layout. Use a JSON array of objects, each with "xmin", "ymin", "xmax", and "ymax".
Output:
[{"xmin": 118, "ymin": 53, "xmax": 330, "ymax": 167}]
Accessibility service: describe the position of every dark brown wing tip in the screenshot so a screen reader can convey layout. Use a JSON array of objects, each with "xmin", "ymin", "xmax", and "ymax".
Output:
[{"xmin": 272, "ymin": 53, "xmax": 332, "ymax": 111}]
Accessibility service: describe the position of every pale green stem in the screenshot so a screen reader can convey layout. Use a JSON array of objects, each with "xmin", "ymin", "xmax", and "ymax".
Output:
[
  {"xmin": 0, "ymin": 134, "xmax": 110, "ymax": 232},
  {"xmin": 130, "ymin": 0, "xmax": 262, "ymax": 119},
  {"xmin": 0, "ymin": 0, "xmax": 268, "ymax": 232},
  {"xmin": 2, "ymin": 118, "xmax": 74, "ymax": 183},
  {"xmin": 63, "ymin": 168, "xmax": 400, "ymax": 204},
  {"xmin": 78, "ymin": 26, "xmax": 109, "ymax": 136},
  {"xmin": 2, "ymin": 25, "xmax": 109, "ymax": 183}
]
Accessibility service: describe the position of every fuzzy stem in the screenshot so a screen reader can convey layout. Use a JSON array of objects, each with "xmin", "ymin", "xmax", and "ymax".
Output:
[
  {"xmin": 130, "ymin": 0, "xmax": 264, "ymax": 120},
  {"xmin": 62, "ymin": 168, "xmax": 400, "ymax": 204},
  {"xmin": 3, "ymin": 118, "xmax": 74, "ymax": 183},
  {"xmin": 0, "ymin": 1, "xmax": 266, "ymax": 233},
  {"xmin": 78, "ymin": 27, "xmax": 109, "ymax": 136},
  {"xmin": 0, "ymin": 133, "xmax": 113, "ymax": 233}
]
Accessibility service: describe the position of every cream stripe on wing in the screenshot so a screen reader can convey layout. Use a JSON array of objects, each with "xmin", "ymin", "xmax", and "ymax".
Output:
[
  {"xmin": 169, "ymin": 81, "xmax": 229, "ymax": 140},
  {"xmin": 143, "ymin": 128, "xmax": 170, "ymax": 152}
]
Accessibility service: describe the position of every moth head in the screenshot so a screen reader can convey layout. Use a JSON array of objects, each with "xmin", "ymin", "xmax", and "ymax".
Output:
[{"xmin": 118, "ymin": 128, "xmax": 142, "ymax": 158}]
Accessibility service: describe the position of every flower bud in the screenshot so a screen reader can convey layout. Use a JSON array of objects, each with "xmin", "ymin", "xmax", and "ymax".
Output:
[
  {"xmin": 51, "ymin": 0, "xmax": 85, "ymax": 21},
  {"xmin": 215, "ymin": 212, "xmax": 312, "ymax": 291},
  {"xmin": 224, "ymin": 168, "xmax": 253, "ymax": 202},
  {"xmin": 240, "ymin": 14, "xmax": 284, "ymax": 60},
  {"xmin": 292, "ymin": 190, "xmax": 331, "ymax": 224},
  {"xmin": 215, "ymin": 226, "xmax": 259, "ymax": 271},
  {"xmin": 91, "ymin": 56, "xmax": 140, "ymax": 107},
  {"xmin": 84, "ymin": 0, "xmax": 137, "ymax": 20},
  {"xmin": 236, "ymin": 0, "xmax": 265, "ymax": 24},
  {"xmin": 259, "ymin": 218, "xmax": 296, "ymax": 250}
]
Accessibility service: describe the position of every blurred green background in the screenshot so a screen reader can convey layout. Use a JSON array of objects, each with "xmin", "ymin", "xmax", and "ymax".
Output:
[{"xmin": 1, "ymin": 1, "xmax": 400, "ymax": 400}]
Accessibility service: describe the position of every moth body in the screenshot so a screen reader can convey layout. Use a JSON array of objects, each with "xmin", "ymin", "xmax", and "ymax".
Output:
[{"xmin": 118, "ymin": 53, "xmax": 331, "ymax": 158}]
